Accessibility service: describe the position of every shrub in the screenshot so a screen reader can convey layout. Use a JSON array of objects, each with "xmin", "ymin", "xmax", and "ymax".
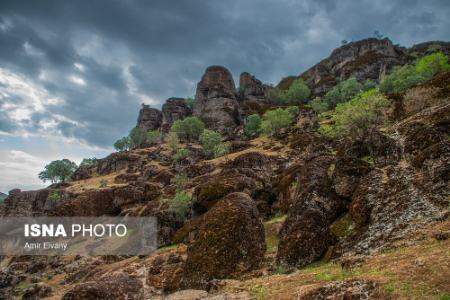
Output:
[
  {"xmin": 269, "ymin": 79, "xmax": 310, "ymax": 104},
  {"xmin": 80, "ymin": 158, "xmax": 97, "ymax": 167},
  {"xmin": 48, "ymin": 191, "xmax": 62, "ymax": 201},
  {"xmin": 380, "ymin": 64, "xmax": 425, "ymax": 93},
  {"xmin": 169, "ymin": 191, "xmax": 191, "ymax": 220},
  {"xmin": 283, "ymin": 78, "xmax": 310, "ymax": 104},
  {"xmin": 261, "ymin": 107, "xmax": 296, "ymax": 136},
  {"xmin": 113, "ymin": 137, "xmax": 131, "ymax": 151},
  {"xmin": 166, "ymin": 132, "xmax": 179, "ymax": 153},
  {"xmin": 129, "ymin": 127, "xmax": 146, "ymax": 148},
  {"xmin": 38, "ymin": 159, "xmax": 78, "ymax": 183},
  {"xmin": 319, "ymin": 89, "xmax": 390, "ymax": 140},
  {"xmin": 415, "ymin": 52, "xmax": 450, "ymax": 79},
  {"xmin": 99, "ymin": 179, "xmax": 108, "ymax": 188},
  {"xmin": 171, "ymin": 173, "xmax": 188, "ymax": 191},
  {"xmin": 146, "ymin": 130, "xmax": 161, "ymax": 144},
  {"xmin": 199, "ymin": 129, "xmax": 230, "ymax": 158},
  {"xmin": 244, "ymin": 114, "xmax": 262, "ymax": 136},
  {"xmin": 213, "ymin": 141, "xmax": 230, "ymax": 158},
  {"xmin": 171, "ymin": 116, "xmax": 205, "ymax": 142},
  {"xmin": 380, "ymin": 53, "xmax": 450, "ymax": 93},
  {"xmin": 286, "ymin": 105, "xmax": 299, "ymax": 117},
  {"xmin": 200, "ymin": 129, "xmax": 222, "ymax": 157},
  {"xmin": 323, "ymin": 77, "xmax": 363, "ymax": 109},
  {"xmin": 172, "ymin": 148, "xmax": 191, "ymax": 161},
  {"xmin": 311, "ymin": 97, "xmax": 328, "ymax": 113}
]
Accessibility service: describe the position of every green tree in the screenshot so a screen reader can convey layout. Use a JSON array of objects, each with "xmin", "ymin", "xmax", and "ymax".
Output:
[
  {"xmin": 283, "ymin": 78, "xmax": 310, "ymax": 104},
  {"xmin": 171, "ymin": 116, "xmax": 205, "ymax": 142},
  {"xmin": 113, "ymin": 137, "xmax": 131, "ymax": 151},
  {"xmin": 380, "ymin": 53, "xmax": 449, "ymax": 93},
  {"xmin": 380, "ymin": 64, "xmax": 425, "ymax": 93},
  {"xmin": 319, "ymin": 89, "xmax": 390, "ymax": 140},
  {"xmin": 415, "ymin": 52, "xmax": 450, "ymax": 79},
  {"xmin": 261, "ymin": 108, "xmax": 296, "ymax": 136},
  {"xmin": 38, "ymin": 159, "xmax": 78, "ymax": 183},
  {"xmin": 129, "ymin": 127, "xmax": 146, "ymax": 148},
  {"xmin": 199, "ymin": 129, "xmax": 222, "ymax": 158},
  {"xmin": 244, "ymin": 114, "xmax": 262, "ymax": 136},
  {"xmin": 146, "ymin": 130, "xmax": 161, "ymax": 144},
  {"xmin": 172, "ymin": 148, "xmax": 191, "ymax": 161},
  {"xmin": 166, "ymin": 132, "xmax": 179, "ymax": 153},
  {"xmin": 268, "ymin": 79, "xmax": 311, "ymax": 104},
  {"xmin": 323, "ymin": 77, "xmax": 363, "ymax": 109},
  {"xmin": 80, "ymin": 158, "xmax": 97, "ymax": 167}
]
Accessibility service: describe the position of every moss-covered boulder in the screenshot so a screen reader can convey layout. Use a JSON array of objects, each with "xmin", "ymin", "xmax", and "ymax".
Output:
[{"xmin": 182, "ymin": 192, "xmax": 265, "ymax": 288}]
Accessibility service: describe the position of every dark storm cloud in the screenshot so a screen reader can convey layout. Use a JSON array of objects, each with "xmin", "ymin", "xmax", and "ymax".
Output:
[{"xmin": 0, "ymin": 0, "xmax": 449, "ymax": 147}]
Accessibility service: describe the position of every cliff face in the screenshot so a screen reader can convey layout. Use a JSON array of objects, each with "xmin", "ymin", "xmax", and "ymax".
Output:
[{"xmin": 284, "ymin": 38, "xmax": 409, "ymax": 95}]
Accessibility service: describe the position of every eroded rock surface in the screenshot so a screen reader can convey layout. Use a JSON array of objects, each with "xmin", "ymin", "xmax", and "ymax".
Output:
[{"xmin": 183, "ymin": 192, "xmax": 265, "ymax": 288}]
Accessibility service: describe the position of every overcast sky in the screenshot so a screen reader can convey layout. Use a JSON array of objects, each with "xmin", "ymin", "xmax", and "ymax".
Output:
[{"xmin": 0, "ymin": 0, "xmax": 449, "ymax": 193}]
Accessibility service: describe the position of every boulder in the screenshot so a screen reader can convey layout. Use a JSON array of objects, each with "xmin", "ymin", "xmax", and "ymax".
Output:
[
  {"xmin": 191, "ymin": 155, "xmax": 272, "ymax": 216},
  {"xmin": 183, "ymin": 193, "xmax": 265, "ymax": 288},
  {"xmin": 162, "ymin": 98, "xmax": 192, "ymax": 132},
  {"xmin": 137, "ymin": 104, "xmax": 163, "ymax": 132},
  {"xmin": 193, "ymin": 66, "xmax": 240, "ymax": 134},
  {"xmin": 277, "ymin": 155, "xmax": 347, "ymax": 268},
  {"xmin": 62, "ymin": 272, "xmax": 143, "ymax": 300}
]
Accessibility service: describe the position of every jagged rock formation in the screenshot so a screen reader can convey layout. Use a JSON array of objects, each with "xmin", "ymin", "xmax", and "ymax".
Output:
[
  {"xmin": 295, "ymin": 38, "xmax": 408, "ymax": 95},
  {"xmin": 137, "ymin": 104, "xmax": 163, "ymax": 132},
  {"xmin": 161, "ymin": 97, "xmax": 192, "ymax": 132},
  {"xmin": 277, "ymin": 38, "xmax": 403, "ymax": 95},
  {"xmin": 409, "ymin": 41, "xmax": 450, "ymax": 57},
  {"xmin": 238, "ymin": 72, "xmax": 272, "ymax": 116},
  {"xmin": 193, "ymin": 66, "xmax": 240, "ymax": 135}
]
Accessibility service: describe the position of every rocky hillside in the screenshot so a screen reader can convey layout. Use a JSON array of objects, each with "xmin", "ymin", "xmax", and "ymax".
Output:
[
  {"xmin": 1, "ymin": 38, "xmax": 449, "ymax": 300},
  {"xmin": 278, "ymin": 38, "xmax": 450, "ymax": 96}
]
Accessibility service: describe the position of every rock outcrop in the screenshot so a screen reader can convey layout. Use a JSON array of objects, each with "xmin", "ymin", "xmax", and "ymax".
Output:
[
  {"xmin": 277, "ymin": 155, "xmax": 347, "ymax": 268},
  {"xmin": 182, "ymin": 192, "xmax": 265, "ymax": 288},
  {"xmin": 238, "ymin": 72, "xmax": 271, "ymax": 116},
  {"xmin": 193, "ymin": 66, "xmax": 240, "ymax": 134},
  {"xmin": 280, "ymin": 38, "xmax": 408, "ymax": 96},
  {"xmin": 162, "ymin": 97, "xmax": 192, "ymax": 132},
  {"xmin": 137, "ymin": 104, "xmax": 163, "ymax": 132}
]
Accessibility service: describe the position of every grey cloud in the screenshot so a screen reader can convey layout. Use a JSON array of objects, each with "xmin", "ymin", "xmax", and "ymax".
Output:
[{"xmin": 0, "ymin": 0, "xmax": 449, "ymax": 148}]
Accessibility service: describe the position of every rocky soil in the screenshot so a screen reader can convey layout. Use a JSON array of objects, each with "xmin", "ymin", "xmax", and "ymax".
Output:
[{"xmin": 0, "ymin": 38, "xmax": 449, "ymax": 299}]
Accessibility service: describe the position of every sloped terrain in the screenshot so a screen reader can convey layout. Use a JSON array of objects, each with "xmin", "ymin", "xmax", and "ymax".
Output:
[{"xmin": 0, "ymin": 39, "xmax": 449, "ymax": 300}]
